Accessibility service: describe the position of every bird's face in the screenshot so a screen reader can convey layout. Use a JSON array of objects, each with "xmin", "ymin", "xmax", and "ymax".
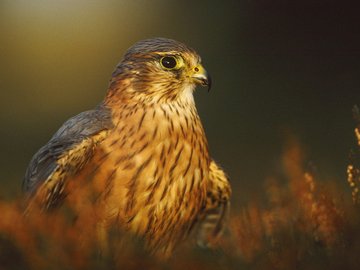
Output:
[{"xmin": 110, "ymin": 38, "xmax": 211, "ymax": 104}]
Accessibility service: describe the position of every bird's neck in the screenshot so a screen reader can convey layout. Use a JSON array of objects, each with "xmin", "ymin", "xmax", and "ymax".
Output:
[{"xmin": 109, "ymin": 97, "xmax": 204, "ymax": 142}]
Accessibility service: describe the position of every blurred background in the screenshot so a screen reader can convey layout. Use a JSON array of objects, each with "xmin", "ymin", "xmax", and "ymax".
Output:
[{"xmin": 0, "ymin": 0, "xmax": 359, "ymax": 203}]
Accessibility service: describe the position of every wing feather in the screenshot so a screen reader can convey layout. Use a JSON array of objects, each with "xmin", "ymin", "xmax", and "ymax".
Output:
[
  {"xmin": 23, "ymin": 104, "xmax": 113, "ymax": 209},
  {"xmin": 196, "ymin": 160, "xmax": 231, "ymax": 248}
]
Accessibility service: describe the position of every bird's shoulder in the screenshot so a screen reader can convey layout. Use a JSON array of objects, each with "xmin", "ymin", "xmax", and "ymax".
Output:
[
  {"xmin": 51, "ymin": 104, "xmax": 113, "ymax": 139},
  {"xmin": 23, "ymin": 104, "xmax": 114, "ymax": 195}
]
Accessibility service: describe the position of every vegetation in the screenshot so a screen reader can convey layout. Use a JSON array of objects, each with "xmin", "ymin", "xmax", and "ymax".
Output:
[{"xmin": 1, "ymin": 108, "xmax": 360, "ymax": 269}]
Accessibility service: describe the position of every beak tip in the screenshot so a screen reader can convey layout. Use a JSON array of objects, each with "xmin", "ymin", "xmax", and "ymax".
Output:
[
  {"xmin": 207, "ymin": 75, "xmax": 212, "ymax": 92},
  {"xmin": 192, "ymin": 66, "xmax": 212, "ymax": 92}
]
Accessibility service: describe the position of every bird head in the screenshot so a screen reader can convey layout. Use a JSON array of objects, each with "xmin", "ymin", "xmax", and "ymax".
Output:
[{"xmin": 108, "ymin": 38, "xmax": 211, "ymax": 104}]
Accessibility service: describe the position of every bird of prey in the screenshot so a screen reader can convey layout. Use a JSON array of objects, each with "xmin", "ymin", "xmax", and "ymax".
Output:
[{"xmin": 23, "ymin": 37, "xmax": 231, "ymax": 257}]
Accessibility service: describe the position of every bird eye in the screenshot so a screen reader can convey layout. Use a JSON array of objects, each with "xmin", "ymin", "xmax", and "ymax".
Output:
[{"xmin": 160, "ymin": 56, "xmax": 178, "ymax": 70}]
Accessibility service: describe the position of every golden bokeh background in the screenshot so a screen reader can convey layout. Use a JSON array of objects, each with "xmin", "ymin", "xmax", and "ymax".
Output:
[{"xmin": 0, "ymin": 0, "xmax": 359, "ymax": 204}]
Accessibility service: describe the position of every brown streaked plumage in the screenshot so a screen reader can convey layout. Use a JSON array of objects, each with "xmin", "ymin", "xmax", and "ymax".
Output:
[{"xmin": 23, "ymin": 37, "xmax": 231, "ymax": 258}]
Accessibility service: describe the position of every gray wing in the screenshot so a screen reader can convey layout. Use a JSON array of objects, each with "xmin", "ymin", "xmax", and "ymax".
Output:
[
  {"xmin": 23, "ymin": 104, "xmax": 113, "ymax": 209},
  {"xmin": 196, "ymin": 202, "xmax": 230, "ymax": 248}
]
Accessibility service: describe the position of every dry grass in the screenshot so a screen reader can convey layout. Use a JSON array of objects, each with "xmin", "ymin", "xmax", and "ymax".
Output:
[
  {"xmin": 228, "ymin": 140, "xmax": 349, "ymax": 270},
  {"xmin": 2, "ymin": 109, "xmax": 360, "ymax": 269},
  {"xmin": 347, "ymin": 106, "xmax": 360, "ymax": 204}
]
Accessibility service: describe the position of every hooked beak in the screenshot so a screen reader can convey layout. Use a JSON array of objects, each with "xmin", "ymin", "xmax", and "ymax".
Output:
[{"xmin": 191, "ymin": 64, "xmax": 212, "ymax": 92}]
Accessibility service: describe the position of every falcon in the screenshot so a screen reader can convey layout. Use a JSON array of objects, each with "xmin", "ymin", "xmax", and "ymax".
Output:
[{"xmin": 23, "ymin": 37, "xmax": 231, "ymax": 257}]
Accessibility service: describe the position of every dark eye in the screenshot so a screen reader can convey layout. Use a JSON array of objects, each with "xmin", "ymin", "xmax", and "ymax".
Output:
[{"xmin": 160, "ymin": 56, "xmax": 178, "ymax": 69}]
